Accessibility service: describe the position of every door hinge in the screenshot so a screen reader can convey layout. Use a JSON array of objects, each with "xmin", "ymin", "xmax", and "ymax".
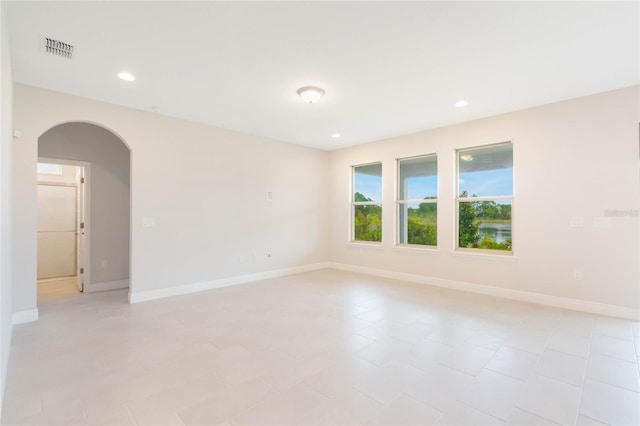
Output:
[
  {"xmin": 80, "ymin": 177, "xmax": 85, "ymax": 183},
  {"xmin": 80, "ymin": 268, "xmax": 84, "ymax": 274},
  {"xmin": 80, "ymin": 222, "xmax": 85, "ymax": 229}
]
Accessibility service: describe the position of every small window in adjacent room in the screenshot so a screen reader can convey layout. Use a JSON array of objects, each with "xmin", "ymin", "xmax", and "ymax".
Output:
[
  {"xmin": 352, "ymin": 162, "xmax": 382, "ymax": 242},
  {"xmin": 397, "ymin": 154, "xmax": 437, "ymax": 247},
  {"xmin": 37, "ymin": 162, "xmax": 63, "ymax": 175},
  {"xmin": 457, "ymin": 142, "xmax": 513, "ymax": 252}
]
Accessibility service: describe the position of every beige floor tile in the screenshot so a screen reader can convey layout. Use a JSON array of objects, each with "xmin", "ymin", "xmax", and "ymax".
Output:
[
  {"xmin": 435, "ymin": 401, "xmax": 504, "ymax": 425},
  {"xmin": 466, "ymin": 332, "xmax": 507, "ymax": 351},
  {"xmin": 177, "ymin": 379, "xmax": 277, "ymax": 425},
  {"xmin": 547, "ymin": 331, "xmax": 591, "ymax": 358},
  {"xmin": 594, "ymin": 317, "xmax": 634, "ymax": 341},
  {"xmin": 576, "ymin": 415, "xmax": 608, "ymax": 425},
  {"xmin": 127, "ymin": 372, "xmax": 231, "ymax": 416},
  {"xmin": 516, "ymin": 375, "xmax": 581, "ymax": 425},
  {"xmin": 353, "ymin": 360, "xmax": 424, "ymax": 405},
  {"xmin": 326, "ymin": 386, "xmax": 384, "ymax": 424},
  {"xmin": 132, "ymin": 408, "xmax": 186, "ymax": 426},
  {"xmin": 459, "ymin": 369, "xmax": 526, "ymax": 420},
  {"xmin": 579, "ymin": 378, "xmax": 640, "ymax": 426},
  {"xmin": 5, "ymin": 270, "xmax": 639, "ymax": 426},
  {"xmin": 534, "ymin": 349, "xmax": 586, "ymax": 386},
  {"xmin": 436, "ymin": 343, "xmax": 495, "ymax": 376},
  {"xmin": 590, "ymin": 334, "xmax": 637, "ymax": 362},
  {"xmin": 228, "ymin": 383, "xmax": 328, "ymax": 425},
  {"xmin": 296, "ymin": 400, "xmax": 361, "ymax": 426},
  {"xmin": 367, "ymin": 395, "xmax": 441, "ymax": 426},
  {"xmin": 504, "ymin": 328, "xmax": 550, "ymax": 354},
  {"xmin": 305, "ymin": 356, "xmax": 378, "ymax": 397},
  {"xmin": 506, "ymin": 408, "xmax": 558, "ymax": 425},
  {"xmin": 395, "ymin": 339, "xmax": 454, "ymax": 371},
  {"xmin": 404, "ymin": 363, "xmax": 473, "ymax": 412},
  {"xmin": 586, "ymin": 353, "xmax": 640, "ymax": 392},
  {"xmin": 353, "ymin": 337, "xmax": 413, "ymax": 366},
  {"xmin": 427, "ymin": 324, "xmax": 477, "ymax": 347},
  {"xmin": 485, "ymin": 346, "xmax": 538, "ymax": 381}
]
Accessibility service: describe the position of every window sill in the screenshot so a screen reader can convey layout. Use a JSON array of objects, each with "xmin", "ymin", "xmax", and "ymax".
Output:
[
  {"xmin": 450, "ymin": 249, "xmax": 517, "ymax": 261},
  {"xmin": 347, "ymin": 241, "xmax": 384, "ymax": 250},
  {"xmin": 392, "ymin": 245, "xmax": 440, "ymax": 254}
]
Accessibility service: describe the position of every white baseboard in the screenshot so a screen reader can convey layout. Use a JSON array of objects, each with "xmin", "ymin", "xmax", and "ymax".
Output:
[
  {"xmin": 0, "ymin": 322, "xmax": 14, "ymax": 419},
  {"xmin": 85, "ymin": 279, "xmax": 129, "ymax": 293},
  {"xmin": 128, "ymin": 262, "xmax": 330, "ymax": 304},
  {"xmin": 329, "ymin": 262, "xmax": 640, "ymax": 320},
  {"xmin": 12, "ymin": 309, "xmax": 39, "ymax": 325}
]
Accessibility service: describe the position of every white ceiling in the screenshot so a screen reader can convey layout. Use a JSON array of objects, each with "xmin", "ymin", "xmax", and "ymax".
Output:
[{"xmin": 7, "ymin": 1, "xmax": 639, "ymax": 150}]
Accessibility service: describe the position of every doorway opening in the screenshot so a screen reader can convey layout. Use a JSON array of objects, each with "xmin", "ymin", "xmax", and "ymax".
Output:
[
  {"xmin": 37, "ymin": 121, "xmax": 131, "ymax": 310},
  {"xmin": 36, "ymin": 159, "xmax": 89, "ymax": 302}
]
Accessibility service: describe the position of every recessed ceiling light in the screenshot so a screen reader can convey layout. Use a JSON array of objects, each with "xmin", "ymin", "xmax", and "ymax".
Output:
[
  {"xmin": 455, "ymin": 99, "xmax": 469, "ymax": 108},
  {"xmin": 297, "ymin": 86, "xmax": 325, "ymax": 104},
  {"xmin": 331, "ymin": 133, "xmax": 341, "ymax": 139},
  {"xmin": 117, "ymin": 71, "xmax": 135, "ymax": 82}
]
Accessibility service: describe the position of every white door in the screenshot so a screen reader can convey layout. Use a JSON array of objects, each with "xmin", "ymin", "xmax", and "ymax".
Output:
[{"xmin": 37, "ymin": 184, "xmax": 78, "ymax": 280}]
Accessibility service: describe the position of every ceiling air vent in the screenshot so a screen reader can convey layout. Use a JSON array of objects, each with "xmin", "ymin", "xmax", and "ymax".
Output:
[{"xmin": 44, "ymin": 37, "xmax": 74, "ymax": 59}]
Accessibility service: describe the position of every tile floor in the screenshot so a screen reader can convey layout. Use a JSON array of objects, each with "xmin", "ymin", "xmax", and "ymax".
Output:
[{"xmin": 2, "ymin": 269, "xmax": 639, "ymax": 425}]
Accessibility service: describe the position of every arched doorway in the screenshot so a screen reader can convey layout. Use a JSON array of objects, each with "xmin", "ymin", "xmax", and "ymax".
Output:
[{"xmin": 37, "ymin": 122, "xmax": 131, "ymax": 303}]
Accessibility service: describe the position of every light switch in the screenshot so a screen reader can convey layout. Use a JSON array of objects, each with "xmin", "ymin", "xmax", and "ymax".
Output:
[
  {"xmin": 142, "ymin": 217, "xmax": 156, "ymax": 227},
  {"xmin": 569, "ymin": 217, "xmax": 584, "ymax": 227}
]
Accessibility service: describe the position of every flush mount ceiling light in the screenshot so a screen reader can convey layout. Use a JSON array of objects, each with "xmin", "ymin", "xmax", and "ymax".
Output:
[
  {"xmin": 460, "ymin": 154, "xmax": 474, "ymax": 162},
  {"xmin": 117, "ymin": 71, "xmax": 135, "ymax": 81},
  {"xmin": 331, "ymin": 133, "xmax": 341, "ymax": 139},
  {"xmin": 455, "ymin": 99, "xmax": 469, "ymax": 108},
  {"xmin": 297, "ymin": 86, "xmax": 325, "ymax": 104}
]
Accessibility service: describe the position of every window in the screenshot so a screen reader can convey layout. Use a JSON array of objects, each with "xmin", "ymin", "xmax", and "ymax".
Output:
[
  {"xmin": 457, "ymin": 142, "xmax": 513, "ymax": 252},
  {"xmin": 37, "ymin": 163, "xmax": 63, "ymax": 175},
  {"xmin": 397, "ymin": 154, "xmax": 437, "ymax": 246},
  {"xmin": 352, "ymin": 163, "xmax": 382, "ymax": 242}
]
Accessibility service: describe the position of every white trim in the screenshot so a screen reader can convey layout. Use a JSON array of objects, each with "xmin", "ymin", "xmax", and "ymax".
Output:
[
  {"xmin": 328, "ymin": 262, "xmax": 639, "ymax": 320},
  {"xmin": 12, "ymin": 309, "xmax": 39, "ymax": 325},
  {"xmin": 128, "ymin": 262, "xmax": 330, "ymax": 304},
  {"xmin": 85, "ymin": 279, "xmax": 129, "ymax": 293},
  {"xmin": 392, "ymin": 245, "xmax": 440, "ymax": 254},
  {"xmin": 347, "ymin": 242, "xmax": 384, "ymax": 250},
  {"xmin": 450, "ymin": 250, "xmax": 517, "ymax": 261}
]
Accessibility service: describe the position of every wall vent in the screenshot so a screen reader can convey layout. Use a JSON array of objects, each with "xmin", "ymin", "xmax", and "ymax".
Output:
[{"xmin": 44, "ymin": 37, "xmax": 74, "ymax": 59}]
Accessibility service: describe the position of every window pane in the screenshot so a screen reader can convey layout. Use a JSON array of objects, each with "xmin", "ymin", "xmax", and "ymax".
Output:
[
  {"xmin": 398, "ymin": 155, "xmax": 437, "ymax": 200},
  {"xmin": 459, "ymin": 200, "xmax": 512, "ymax": 251},
  {"xmin": 398, "ymin": 202, "xmax": 437, "ymax": 246},
  {"xmin": 37, "ymin": 163, "xmax": 63, "ymax": 175},
  {"xmin": 353, "ymin": 204, "xmax": 382, "ymax": 242},
  {"xmin": 459, "ymin": 143, "xmax": 513, "ymax": 197},
  {"xmin": 354, "ymin": 163, "xmax": 382, "ymax": 202}
]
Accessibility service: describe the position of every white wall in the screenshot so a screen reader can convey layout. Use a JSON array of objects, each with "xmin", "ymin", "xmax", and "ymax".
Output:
[
  {"xmin": 0, "ymin": 0, "xmax": 13, "ymax": 413},
  {"xmin": 12, "ymin": 84, "xmax": 330, "ymax": 311},
  {"xmin": 329, "ymin": 86, "xmax": 640, "ymax": 316},
  {"xmin": 39, "ymin": 123, "xmax": 130, "ymax": 287}
]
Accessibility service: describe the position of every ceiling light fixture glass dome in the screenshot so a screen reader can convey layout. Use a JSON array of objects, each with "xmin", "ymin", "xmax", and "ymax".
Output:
[{"xmin": 297, "ymin": 86, "xmax": 325, "ymax": 103}]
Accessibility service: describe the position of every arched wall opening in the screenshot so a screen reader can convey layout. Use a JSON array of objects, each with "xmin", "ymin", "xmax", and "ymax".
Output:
[{"xmin": 37, "ymin": 122, "xmax": 131, "ymax": 298}]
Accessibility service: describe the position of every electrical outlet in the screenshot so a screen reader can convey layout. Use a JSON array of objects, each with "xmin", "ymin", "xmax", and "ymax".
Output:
[
  {"xmin": 573, "ymin": 270, "xmax": 582, "ymax": 281},
  {"xmin": 101, "ymin": 259, "xmax": 108, "ymax": 269}
]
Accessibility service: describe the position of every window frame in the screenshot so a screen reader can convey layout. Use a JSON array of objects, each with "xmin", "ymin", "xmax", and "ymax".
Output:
[
  {"xmin": 455, "ymin": 141, "xmax": 514, "ymax": 255},
  {"xmin": 395, "ymin": 153, "xmax": 438, "ymax": 249},
  {"xmin": 350, "ymin": 162, "xmax": 383, "ymax": 244}
]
